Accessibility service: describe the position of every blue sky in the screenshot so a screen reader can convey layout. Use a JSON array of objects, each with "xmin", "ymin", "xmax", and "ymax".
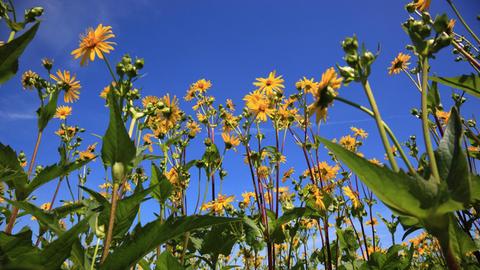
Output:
[{"xmin": 1, "ymin": 0, "xmax": 479, "ymax": 245}]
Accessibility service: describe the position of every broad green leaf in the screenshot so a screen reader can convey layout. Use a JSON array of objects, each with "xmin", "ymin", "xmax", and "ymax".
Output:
[
  {"xmin": 0, "ymin": 143, "xmax": 28, "ymax": 199},
  {"xmin": 100, "ymin": 215, "xmax": 240, "ymax": 269},
  {"xmin": 26, "ymin": 158, "xmax": 91, "ymax": 198},
  {"xmin": 36, "ymin": 218, "xmax": 89, "ymax": 270},
  {"xmin": 101, "ymin": 93, "xmax": 136, "ymax": 170},
  {"xmin": 3, "ymin": 218, "xmax": 89, "ymax": 269},
  {"xmin": 318, "ymin": 137, "xmax": 436, "ymax": 219},
  {"xmin": 0, "ymin": 230, "xmax": 38, "ymax": 265},
  {"xmin": 200, "ymin": 222, "xmax": 241, "ymax": 264},
  {"xmin": 155, "ymin": 251, "xmax": 184, "ymax": 270},
  {"xmin": 431, "ymin": 214, "xmax": 477, "ymax": 264},
  {"xmin": 430, "ymin": 74, "xmax": 480, "ymax": 98},
  {"xmin": 472, "ymin": 174, "xmax": 480, "ymax": 202},
  {"xmin": 435, "ymin": 107, "xmax": 471, "ymax": 204},
  {"xmin": 36, "ymin": 90, "xmax": 60, "ymax": 132},
  {"xmin": 0, "ymin": 23, "xmax": 40, "ymax": 84},
  {"xmin": 150, "ymin": 162, "xmax": 173, "ymax": 204},
  {"xmin": 9, "ymin": 200, "xmax": 63, "ymax": 234}
]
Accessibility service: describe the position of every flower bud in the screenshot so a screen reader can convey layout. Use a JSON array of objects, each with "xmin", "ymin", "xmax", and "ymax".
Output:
[
  {"xmin": 342, "ymin": 37, "xmax": 358, "ymax": 54},
  {"xmin": 134, "ymin": 58, "xmax": 144, "ymax": 69},
  {"xmin": 112, "ymin": 163, "xmax": 126, "ymax": 184},
  {"xmin": 24, "ymin": 7, "xmax": 43, "ymax": 23},
  {"xmin": 41, "ymin": 58, "xmax": 53, "ymax": 71}
]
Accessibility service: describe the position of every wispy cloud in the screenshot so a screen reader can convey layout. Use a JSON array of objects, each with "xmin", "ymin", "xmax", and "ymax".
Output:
[{"xmin": 0, "ymin": 111, "xmax": 36, "ymax": 120}]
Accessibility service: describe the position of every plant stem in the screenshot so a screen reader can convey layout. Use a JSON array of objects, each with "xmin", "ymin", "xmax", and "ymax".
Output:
[
  {"xmin": 444, "ymin": 245, "xmax": 461, "ymax": 270},
  {"xmin": 100, "ymin": 182, "xmax": 119, "ymax": 263},
  {"xmin": 446, "ymin": 0, "xmax": 480, "ymax": 45},
  {"xmin": 334, "ymin": 96, "xmax": 415, "ymax": 174},
  {"xmin": 5, "ymin": 131, "xmax": 42, "ymax": 234},
  {"xmin": 420, "ymin": 58, "xmax": 440, "ymax": 181},
  {"xmin": 102, "ymin": 54, "xmax": 118, "ymax": 83},
  {"xmin": 7, "ymin": 31, "xmax": 15, "ymax": 42},
  {"xmin": 360, "ymin": 82, "xmax": 399, "ymax": 172},
  {"xmin": 128, "ymin": 117, "xmax": 137, "ymax": 138},
  {"xmin": 91, "ymin": 237, "xmax": 101, "ymax": 270},
  {"xmin": 451, "ymin": 40, "xmax": 480, "ymax": 71}
]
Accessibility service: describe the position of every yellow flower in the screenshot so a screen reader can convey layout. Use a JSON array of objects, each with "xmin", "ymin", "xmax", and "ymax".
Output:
[
  {"xmin": 369, "ymin": 158, "xmax": 382, "ymax": 166},
  {"xmin": 100, "ymin": 82, "xmax": 116, "ymax": 99},
  {"xmin": 388, "ymin": 53, "xmax": 411, "ymax": 75},
  {"xmin": 242, "ymin": 192, "xmax": 256, "ymax": 205},
  {"xmin": 147, "ymin": 94, "xmax": 182, "ymax": 136},
  {"xmin": 282, "ymin": 168, "xmax": 294, "ymax": 182},
  {"xmin": 142, "ymin": 95, "xmax": 160, "ymax": 107},
  {"xmin": 244, "ymin": 90, "xmax": 274, "ymax": 122},
  {"xmin": 435, "ymin": 110, "xmax": 450, "ymax": 125},
  {"xmin": 253, "ymin": 71, "xmax": 284, "ymax": 96},
  {"xmin": 307, "ymin": 184, "xmax": 325, "ymax": 211},
  {"xmin": 54, "ymin": 106, "xmax": 72, "ymax": 120},
  {"xmin": 40, "ymin": 202, "xmax": 51, "ymax": 211},
  {"xmin": 318, "ymin": 68, "xmax": 342, "ymax": 91},
  {"xmin": 221, "ymin": 132, "xmax": 240, "ymax": 150},
  {"xmin": 295, "ymin": 77, "xmax": 318, "ymax": 93},
  {"xmin": 308, "ymin": 67, "xmax": 342, "ymax": 123},
  {"xmin": 339, "ymin": 135, "xmax": 357, "ymax": 152},
  {"xmin": 71, "ymin": 24, "xmax": 115, "ymax": 66},
  {"xmin": 79, "ymin": 144, "xmax": 96, "ymax": 161},
  {"xmin": 343, "ymin": 186, "xmax": 361, "ymax": 209},
  {"xmin": 257, "ymin": 165, "xmax": 270, "ymax": 180},
  {"xmin": 413, "ymin": 0, "xmax": 431, "ymax": 11},
  {"xmin": 305, "ymin": 162, "xmax": 339, "ymax": 182},
  {"xmin": 21, "ymin": 70, "xmax": 39, "ymax": 89},
  {"xmin": 226, "ymin": 99, "xmax": 235, "ymax": 111},
  {"xmin": 365, "ymin": 218, "xmax": 378, "ymax": 226},
  {"xmin": 50, "ymin": 70, "xmax": 81, "ymax": 103},
  {"xmin": 99, "ymin": 182, "xmax": 112, "ymax": 190},
  {"xmin": 143, "ymin": 133, "xmax": 155, "ymax": 152},
  {"xmin": 468, "ymin": 146, "xmax": 480, "ymax": 153},
  {"xmin": 351, "ymin": 127, "xmax": 368, "ymax": 139},
  {"xmin": 201, "ymin": 194, "xmax": 235, "ymax": 214},
  {"xmin": 186, "ymin": 121, "xmax": 201, "ymax": 137},
  {"xmin": 190, "ymin": 79, "xmax": 212, "ymax": 93}
]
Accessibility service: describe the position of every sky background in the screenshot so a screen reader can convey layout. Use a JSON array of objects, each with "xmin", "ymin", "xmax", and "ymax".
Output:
[{"xmin": 1, "ymin": 0, "xmax": 479, "ymax": 246}]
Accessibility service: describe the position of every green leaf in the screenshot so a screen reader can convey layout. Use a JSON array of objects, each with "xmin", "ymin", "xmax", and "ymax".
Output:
[
  {"xmin": 26, "ymin": 158, "xmax": 91, "ymax": 198},
  {"xmin": 0, "ymin": 23, "xmax": 40, "ymax": 84},
  {"xmin": 150, "ymin": 162, "xmax": 173, "ymax": 204},
  {"xmin": 200, "ymin": 222, "xmax": 241, "ymax": 263},
  {"xmin": 0, "ymin": 230, "xmax": 38, "ymax": 266},
  {"xmin": 0, "ymin": 142, "xmax": 28, "ymax": 199},
  {"xmin": 9, "ymin": 200, "xmax": 63, "ymax": 234},
  {"xmin": 101, "ymin": 93, "xmax": 136, "ymax": 170},
  {"xmin": 36, "ymin": 90, "xmax": 60, "ymax": 132},
  {"xmin": 435, "ymin": 107, "xmax": 471, "ymax": 204},
  {"xmin": 37, "ymin": 218, "xmax": 89, "ymax": 269},
  {"xmin": 430, "ymin": 74, "xmax": 480, "ymax": 98},
  {"xmin": 155, "ymin": 251, "xmax": 184, "ymax": 270},
  {"xmin": 100, "ymin": 215, "xmax": 240, "ymax": 270},
  {"xmin": 318, "ymin": 136, "xmax": 436, "ymax": 219}
]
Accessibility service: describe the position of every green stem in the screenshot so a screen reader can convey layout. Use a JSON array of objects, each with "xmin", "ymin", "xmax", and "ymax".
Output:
[
  {"xmin": 334, "ymin": 96, "xmax": 415, "ymax": 174},
  {"xmin": 420, "ymin": 58, "xmax": 440, "ymax": 181},
  {"xmin": 128, "ymin": 117, "xmax": 137, "ymax": 138},
  {"xmin": 446, "ymin": 0, "xmax": 480, "ymax": 45},
  {"xmin": 90, "ymin": 237, "xmax": 101, "ymax": 270},
  {"xmin": 360, "ymin": 81, "xmax": 399, "ymax": 172},
  {"xmin": 7, "ymin": 31, "xmax": 15, "ymax": 42},
  {"xmin": 102, "ymin": 54, "xmax": 118, "ymax": 83}
]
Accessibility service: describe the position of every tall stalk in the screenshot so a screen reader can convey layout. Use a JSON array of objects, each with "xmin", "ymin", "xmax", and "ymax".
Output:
[
  {"xmin": 420, "ymin": 58, "xmax": 440, "ymax": 181},
  {"xmin": 361, "ymin": 80, "xmax": 399, "ymax": 172},
  {"xmin": 5, "ymin": 131, "xmax": 43, "ymax": 234}
]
